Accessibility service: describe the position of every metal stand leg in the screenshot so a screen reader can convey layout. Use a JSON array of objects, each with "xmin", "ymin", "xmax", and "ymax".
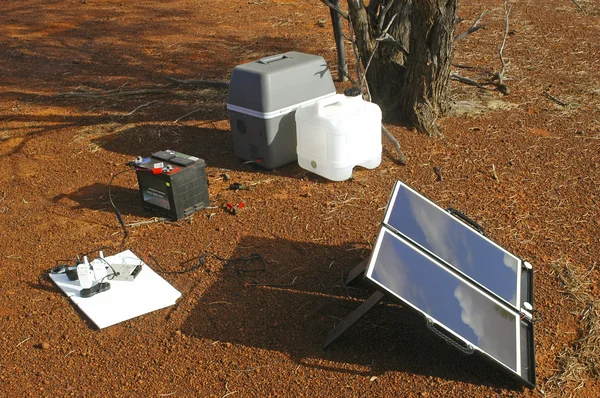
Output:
[
  {"xmin": 344, "ymin": 257, "xmax": 369, "ymax": 286},
  {"xmin": 329, "ymin": 0, "xmax": 348, "ymax": 82},
  {"xmin": 323, "ymin": 290, "xmax": 385, "ymax": 349}
]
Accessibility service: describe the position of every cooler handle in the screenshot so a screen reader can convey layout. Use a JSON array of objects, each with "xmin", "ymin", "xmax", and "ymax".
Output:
[{"xmin": 258, "ymin": 54, "xmax": 289, "ymax": 65}]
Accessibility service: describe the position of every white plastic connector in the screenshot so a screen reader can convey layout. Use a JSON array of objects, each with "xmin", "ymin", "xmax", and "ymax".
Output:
[
  {"xmin": 523, "ymin": 302, "xmax": 533, "ymax": 311},
  {"xmin": 91, "ymin": 259, "xmax": 107, "ymax": 282},
  {"xmin": 77, "ymin": 256, "xmax": 93, "ymax": 289},
  {"xmin": 523, "ymin": 261, "xmax": 533, "ymax": 270}
]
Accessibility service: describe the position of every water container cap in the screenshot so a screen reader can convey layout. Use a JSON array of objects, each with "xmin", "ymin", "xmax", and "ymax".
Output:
[{"xmin": 344, "ymin": 87, "xmax": 362, "ymax": 97}]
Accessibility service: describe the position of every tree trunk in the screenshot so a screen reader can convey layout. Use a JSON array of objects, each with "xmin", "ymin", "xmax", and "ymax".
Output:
[{"xmin": 347, "ymin": 0, "xmax": 456, "ymax": 136}]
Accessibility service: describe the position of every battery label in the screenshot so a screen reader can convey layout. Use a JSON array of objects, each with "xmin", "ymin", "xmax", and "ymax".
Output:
[{"xmin": 143, "ymin": 187, "xmax": 170, "ymax": 210}]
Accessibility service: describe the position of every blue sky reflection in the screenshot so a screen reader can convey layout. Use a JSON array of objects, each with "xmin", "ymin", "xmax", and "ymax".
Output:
[
  {"xmin": 385, "ymin": 184, "xmax": 519, "ymax": 306},
  {"xmin": 368, "ymin": 229, "xmax": 518, "ymax": 372}
]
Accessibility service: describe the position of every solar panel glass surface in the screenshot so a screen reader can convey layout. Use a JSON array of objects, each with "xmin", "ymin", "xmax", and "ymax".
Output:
[
  {"xmin": 366, "ymin": 227, "xmax": 521, "ymax": 375},
  {"xmin": 384, "ymin": 182, "xmax": 521, "ymax": 307}
]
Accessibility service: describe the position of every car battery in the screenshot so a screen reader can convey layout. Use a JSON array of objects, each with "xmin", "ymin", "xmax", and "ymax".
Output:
[
  {"xmin": 227, "ymin": 51, "xmax": 336, "ymax": 169},
  {"xmin": 135, "ymin": 150, "xmax": 209, "ymax": 220}
]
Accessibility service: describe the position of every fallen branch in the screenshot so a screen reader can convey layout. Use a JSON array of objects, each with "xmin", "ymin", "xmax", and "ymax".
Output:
[
  {"xmin": 571, "ymin": 0, "xmax": 587, "ymax": 14},
  {"xmin": 164, "ymin": 76, "xmax": 229, "ymax": 88},
  {"xmin": 382, "ymin": 125, "xmax": 406, "ymax": 165},
  {"xmin": 495, "ymin": 0, "xmax": 513, "ymax": 95},
  {"xmin": 455, "ymin": 10, "xmax": 487, "ymax": 41},
  {"xmin": 452, "ymin": 63, "xmax": 495, "ymax": 74},
  {"xmin": 56, "ymin": 89, "xmax": 167, "ymax": 98},
  {"xmin": 127, "ymin": 100, "xmax": 158, "ymax": 115},
  {"xmin": 544, "ymin": 91, "xmax": 568, "ymax": 106},
  {"xmin": 450, "ymin": 73, "xmax": 487, "ymax": 89},
  {"xmin": 173, "ymin": 107, "xmax": 203, "ymax": 123},
  {"xmin": 125, "ymin": 217, "xmax": 167, "ymax": 227}
]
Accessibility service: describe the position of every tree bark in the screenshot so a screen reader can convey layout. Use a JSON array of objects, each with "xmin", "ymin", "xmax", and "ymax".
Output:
[{"xmin": 347, "ymin": 0, "xmax": 456, "ymax": 136}]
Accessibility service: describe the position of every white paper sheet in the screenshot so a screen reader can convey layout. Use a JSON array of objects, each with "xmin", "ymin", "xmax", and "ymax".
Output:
[{"xmin": 49, "ymin": 250, "xmax": 181, "ymax": 329}]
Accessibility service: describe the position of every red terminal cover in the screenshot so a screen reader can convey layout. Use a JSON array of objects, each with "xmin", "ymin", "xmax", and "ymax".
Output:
[{"xmin": 164, "ymin": 167, "xmax": 181, "ymax": 175}]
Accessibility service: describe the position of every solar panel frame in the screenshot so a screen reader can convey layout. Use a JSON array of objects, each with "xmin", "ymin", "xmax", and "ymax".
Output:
[
  {"xmin": 381, "ymin": 181, "xmax": 529, "ymax": 311},
  {"xmin": 365, "ymin": 226, "xmax": 536, "ymax": 387}
]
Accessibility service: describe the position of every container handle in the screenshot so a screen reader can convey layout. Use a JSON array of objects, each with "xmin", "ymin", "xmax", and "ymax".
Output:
[
  {"xmin": 447, "ymin": 207, "xmax": 485, "ymax": 235},
  {"xmin": 258, "ymin": 54, "xmax": 289, "ymax": 65},
  {"xmin": 316, "ymin": 95, "xmax": 343, "ymax": 116}
]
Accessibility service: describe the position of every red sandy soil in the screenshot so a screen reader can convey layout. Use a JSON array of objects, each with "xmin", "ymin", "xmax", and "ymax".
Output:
[{"xmin": 1, "ymin": 1, "xmax": 599, "ymax": 397}]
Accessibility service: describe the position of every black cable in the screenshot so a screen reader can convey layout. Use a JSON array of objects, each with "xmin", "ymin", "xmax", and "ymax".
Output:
[
  {"xmin": 97, "ymin": 256, "xmax": 119, "ymax": 280},
  {"xmin": 108, "ymin": 168, "xmax": 135, "ymax": 240},
  {"xmin": 78, "ymin": 246, "xmax": 114, "ymax": 261},
  {"xmin": 148, "ymin": 250, "xmax": 265, "ymax": 275}
]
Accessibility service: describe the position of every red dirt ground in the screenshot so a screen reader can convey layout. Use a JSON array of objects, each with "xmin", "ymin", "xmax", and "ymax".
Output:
[{"xmin": 1, "ymin": 1, "xmax": 599, "ymax": 397}]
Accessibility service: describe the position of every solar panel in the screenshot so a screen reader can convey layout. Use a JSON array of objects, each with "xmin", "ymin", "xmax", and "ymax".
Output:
[
  {"xmin": 324, "ymin": 181, "xmax": 535, "ymax": 387},
  {"xmin": 383, "ymin": 182, "xmax": 528, "ymax": 310},
  {"xmin": 366, "ymin": 227, "xmax": 535, "ymax": 385}
]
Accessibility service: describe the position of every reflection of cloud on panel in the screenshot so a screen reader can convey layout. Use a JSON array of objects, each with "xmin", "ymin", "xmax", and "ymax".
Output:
[
  {"xmin": 454, "ymin": 284, "xmax": 517, "ymax": 371},
  {"xmin": 373, "ymin": 232, "xmax": 410, "ymax": 296},
  {"xmin": 503, "ymin": 252, "xmax": 518, "ymax": 273},
  {"xmin": 372, "ymin": 232, "xmax": 432, "ymax": 314},
  {"xmin": 406, "ymin": 190, "xmax": 473, "ymax": 270}
]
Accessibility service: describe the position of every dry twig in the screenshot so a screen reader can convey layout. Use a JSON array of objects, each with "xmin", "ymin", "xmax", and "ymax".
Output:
[
  {"xmin": 16, "ymin": 337, "xmax": 31, "ymax": 347},
  {"xmin": 455, "ymin": 10, "xmax": 487, "ymax": 41},
  {"xmin": 571, "ymin": 0, "xmax": 587, "ymax": 14},
  {"xmin": 165, "ymin": 76, "xmax": 229, "ymax": 88},
  {"xmin": 491, "ymin": 164, "xmax": 499, "ymax": 182},
  {"xmin": 126, "ymin": 100, "xmax": 158, "ymax": 115},
  {"xmin": 174, "ymin": 107, "xmax": 203, "ymax": 123},
  {"xmin": 544, "ymin": 91, "xmax": 568, "ymax": 107},
  {"xmin": 382, "ymin": 125, "xmax": 406, "ymax": 165},
  {"xmin": 495, "ymin": 0, "xmax": 512, "ymax": 95},
  {"xmin": 450, "ymin": 73, "xmax": 487, "ymax": 89},
  {"xmin": 55, "ymin": 89, "xmax": 166, "ymax": 98},
  {"xmin": 221, "ymin": 382, "xmax": 237, "ymax": 398}
]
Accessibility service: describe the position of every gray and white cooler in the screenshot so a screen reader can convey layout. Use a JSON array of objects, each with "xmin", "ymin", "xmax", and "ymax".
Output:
[{"xmin": 227, "ymin": 51, "xmax": 336, "ymax": 169}]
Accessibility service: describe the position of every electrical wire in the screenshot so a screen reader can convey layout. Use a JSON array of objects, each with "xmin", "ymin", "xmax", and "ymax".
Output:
[
  {"xmin": 97, "ymin": 256, "xmax": 119, "ymax": 280},
  {"xmin": 147, "ymin": 250, "xmax": 265, "ymax": 275},
  {"xmin": 108, "ymin": 168, "xmax": 135, "ymax": 240}
]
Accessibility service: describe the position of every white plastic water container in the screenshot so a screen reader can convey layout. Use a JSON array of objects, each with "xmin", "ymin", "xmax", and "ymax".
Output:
[{"xmin": 295, "ymin": 89, "xmax": 382, "ymax": 181}]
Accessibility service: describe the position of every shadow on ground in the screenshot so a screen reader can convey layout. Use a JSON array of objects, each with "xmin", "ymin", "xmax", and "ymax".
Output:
[
  {"xmin": 180, "ymin": 235, "xmax": 524, "ymax": 391},
  {"xmin": 52, "ymin": 182, "xmax": 150, "ymax": 218}
]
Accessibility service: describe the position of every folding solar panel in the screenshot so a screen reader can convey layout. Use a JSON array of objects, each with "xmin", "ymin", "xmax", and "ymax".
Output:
[
  {"xmin": 382, "ymin": 182, "xmax": 533, "ymax": 311},
  {"xmin": 366, "ymin": 227, "xmax": 535, "ymax": 387},
  {"xmin": 324, "ymin": 181, "xmax": 535, "ymax": 388}
]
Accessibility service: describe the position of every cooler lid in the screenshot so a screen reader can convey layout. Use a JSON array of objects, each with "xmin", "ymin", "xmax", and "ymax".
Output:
[{"xmin": 227, "ymin": 51, "xmax": 336, "ymax": 114}]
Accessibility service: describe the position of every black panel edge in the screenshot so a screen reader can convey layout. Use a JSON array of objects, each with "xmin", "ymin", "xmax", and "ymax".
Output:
[
  {"xmin": 446, "ymin": 207, "xmax": 485, "ymax": 235},
  {"xmin": 522, "ymin": 319, "xmax": 536, "ymax": 388},
  {"xmin": 520, "ymin": 265, "xmax": 534, "ymax": 309}
]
